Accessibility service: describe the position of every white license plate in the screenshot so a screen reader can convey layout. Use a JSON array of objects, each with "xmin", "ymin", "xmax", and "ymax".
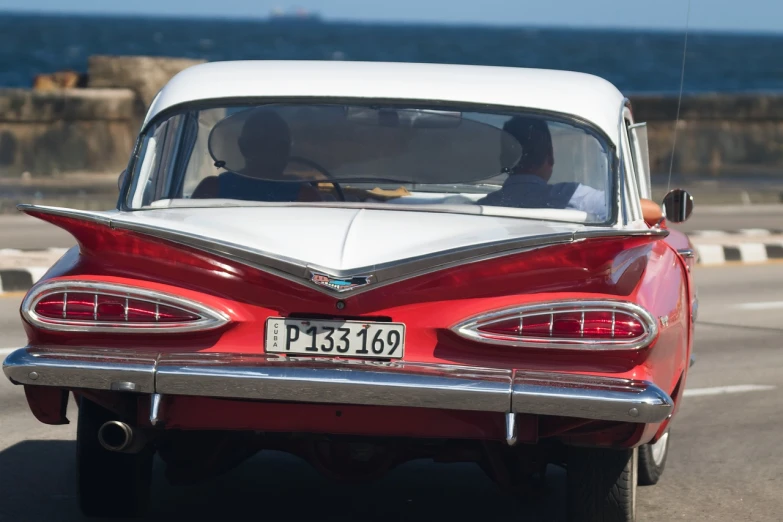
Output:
[{"xmin": 265, "ymin": 317, "xmax": 405, "ymax": 359}]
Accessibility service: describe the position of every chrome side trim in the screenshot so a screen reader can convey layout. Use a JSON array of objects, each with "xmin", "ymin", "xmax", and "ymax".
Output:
[
  {"xmin": 2, "ymin": 347, "xmax": 157, "ymax": 393},
  {"xmin": 4, "ymin": 347, "xmax": 673, "ymax": 424},
  {"xmin": 16, "ymin": 204, "xmax": 113, "ymax": 227},
  {"xmin": 451, "ymin": 299, "xmax": 659, "ymax": 351},
  {"xmin": 18, "ymin": 204, "xmax": 667, "ymax": 298},
  {"xmin": 512, "ymin": 372, "xmax": 673, "ymax": 423},
  {"xmin": 101, "ymin": 222, "xmax": 668, "ymax": 296},
  {"xmin": 574, "ymin": 228, "xmax": 668, "ymax": 240},
  {"xmin": 677, "ymin": 248, "xmax": 697, "ymax": 259},
  {"xmin": 21, "ymin": 280, "xmax": 231, "ymax": 334}
]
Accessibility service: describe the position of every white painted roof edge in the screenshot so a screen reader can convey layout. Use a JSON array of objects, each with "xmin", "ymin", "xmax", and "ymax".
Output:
[{"xmin": 143, "ymin": 60, "xmax": 627, "ymax": 144}]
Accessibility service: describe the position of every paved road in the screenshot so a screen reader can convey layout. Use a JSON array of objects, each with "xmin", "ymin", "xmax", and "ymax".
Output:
[
  {"xmin": 0, "ymin": 214, "xmax": 74, "ymax": 250},
  {"xmin": 1, "ymin": 204, "xmax": 782, "ymax": 251},
  {"xmin": 1, "ymin": 263, "xmax": 782, "ymax": 521}
]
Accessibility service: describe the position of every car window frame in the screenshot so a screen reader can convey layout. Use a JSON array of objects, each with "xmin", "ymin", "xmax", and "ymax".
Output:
[
  {"xmin": 120, "ymin": 97, "xmax": 621, "ymax": 226},
  {"xmin": 627, "ymin": 120, "xmax": 653, "ymax": 200},
  {"xmin": 619, "ymin": 106, "xmax": 643, "ymax": 225}
]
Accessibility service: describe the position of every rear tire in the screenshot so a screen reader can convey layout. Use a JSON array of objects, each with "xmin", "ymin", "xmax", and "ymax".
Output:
[
  {"xmin": 638, "ymin": 429, "xmax": 670, "ymax": 486},
  {"xmin": 76, "ymin": 397, "xmax": 153, "ymax": 519},
  {"xmin": 567, "ymin": 446, "xmax": 637, "ymax": 522}
]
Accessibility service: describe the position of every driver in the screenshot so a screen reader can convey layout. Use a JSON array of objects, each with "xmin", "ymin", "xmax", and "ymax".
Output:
[
  {"xmin": 477, "ymin": 116, "xmax": 607, "ymax": 219},
  {"xmin": 192, "ymin": 107, "xmax": 321, "ymax": 202}
]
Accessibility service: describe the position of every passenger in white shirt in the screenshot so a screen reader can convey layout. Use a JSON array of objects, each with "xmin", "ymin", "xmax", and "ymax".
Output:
[{"xmin": 478, "ymin": 116, "xmax": 607, "ymax": 220}]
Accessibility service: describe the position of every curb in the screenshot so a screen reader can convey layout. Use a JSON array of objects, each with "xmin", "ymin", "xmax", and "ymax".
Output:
[
  {"xmin": 0, "ymin": 268, "xmax": 52, "ymax": 294},
  {"xmin": 688, "ymin": 229, "xmax": 783, "ymax": 265},
  {"xmin": 0, "ymin": 248, "xmax": 66, "ymax": 295},
  {"xmin": 694, "ymin": 243, "xmax": 783, "ymax": 265},
  {"xmin": 689, "ymin": 228, "xmax": 783, "ymax": 237}
]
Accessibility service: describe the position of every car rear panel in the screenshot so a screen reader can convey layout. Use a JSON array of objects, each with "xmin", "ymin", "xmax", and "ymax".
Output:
[{"xmin": 7, "ymin": 207, "xmax": 688, "ymax": 447}]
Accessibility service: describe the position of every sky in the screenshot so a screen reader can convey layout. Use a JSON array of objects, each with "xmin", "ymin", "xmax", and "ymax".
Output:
[{"xmin": 0, "ymin": 0, "xmax": 782, "ymax": 32}]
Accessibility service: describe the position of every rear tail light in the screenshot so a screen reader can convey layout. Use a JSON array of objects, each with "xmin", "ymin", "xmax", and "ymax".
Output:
[
  {"xmin": 23, "ymin": 281, "xmax": 229, "ymax": 333},
  {"xmin": 453, "ymin": 300, "xmax": 657, "ymax": 350}
]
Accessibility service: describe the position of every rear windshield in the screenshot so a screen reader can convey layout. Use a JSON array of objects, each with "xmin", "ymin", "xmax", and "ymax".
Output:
[{"xmin": 126, "ymin": 101, "xmax": 615, "ymax": 224}]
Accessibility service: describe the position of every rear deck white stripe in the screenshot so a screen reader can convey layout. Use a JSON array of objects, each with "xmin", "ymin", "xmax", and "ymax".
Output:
[{"xmin": 684, "ymin": 384, "xmax": 776, "ymax": 397}]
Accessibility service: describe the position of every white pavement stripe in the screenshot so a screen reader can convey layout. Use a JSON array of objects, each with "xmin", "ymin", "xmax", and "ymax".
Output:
[
  {"xmin": 738, "ymin": 243, "xmax": 769, "ymax": 263},
  {"xmin": 690, "ymin": 242, "xmax": 783, "ymax": 265},
  {"xmin": 0, "ymin": 347, "xmax": 17, "ymax": 356},
  {"xmin": 28, "ymin": 267, "xmax": 48, "ymax": 284},
  {"xmin": 739, "ymin": 228, "xmax": 773, "ymax": 236},
  {"xmin": 735, "ymin": 301, "xmax": 783, "ymax": 310},
  {"xmin": 694, "ymin": 244, "xmax": 726, "ymax": 265},
  {"xmin": 683, "ymin": 384, "xmax": 777, "ymax": 397},
  {"xmin": 691, "ymin": 230, "xmax": 728, "ymax": 237}
]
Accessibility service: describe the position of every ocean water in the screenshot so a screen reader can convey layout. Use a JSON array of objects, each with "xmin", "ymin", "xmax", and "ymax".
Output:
[{"xmin": 0, "ymin": 12, "xmax": 782, "ymax": 93}]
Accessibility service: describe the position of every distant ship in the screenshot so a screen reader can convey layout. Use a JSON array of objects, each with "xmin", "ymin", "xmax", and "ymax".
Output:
[{"xmin": 267, "ymin": 8, "xmax": 323, "ymax": 24}]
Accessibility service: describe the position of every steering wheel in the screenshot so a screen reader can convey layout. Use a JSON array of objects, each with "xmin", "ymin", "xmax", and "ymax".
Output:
[{"xmin": 287, "ymin": 156, "xmax": 346, "ymax": 202}]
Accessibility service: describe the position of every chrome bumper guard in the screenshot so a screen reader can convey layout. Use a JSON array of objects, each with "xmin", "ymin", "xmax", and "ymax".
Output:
[{"xmin": 3, "ymin": 347, "xmax": 673, "ymax": 424}]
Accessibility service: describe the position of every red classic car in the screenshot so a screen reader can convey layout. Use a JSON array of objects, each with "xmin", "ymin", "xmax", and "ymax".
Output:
[{"xmin": 3, "ymin": 61, "xmax": 696, "ymax": 521}]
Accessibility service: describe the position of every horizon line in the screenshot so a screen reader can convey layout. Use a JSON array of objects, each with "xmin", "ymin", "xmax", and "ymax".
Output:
[{"xmin": 1, "ymin": 7, "xmax": 782, "ymax": 36}]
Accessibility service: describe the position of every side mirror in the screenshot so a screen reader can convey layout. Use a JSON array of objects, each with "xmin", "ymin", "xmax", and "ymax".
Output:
[
  {"xmin": 117, "ymin": 170, "xmax": 127, "ymax": 191},
  {"xmin": 662, "ymin": 189, "xmax": 694, "ymax": 223}
]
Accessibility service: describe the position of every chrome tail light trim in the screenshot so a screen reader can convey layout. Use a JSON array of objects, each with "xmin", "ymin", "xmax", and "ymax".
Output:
[
  {"xmin": 22, "ymin": 280, "xmax": 230, "ymax": 334},
  {"xmin": 451, "ymin": 299, "xmax": 659, "ymax": 350}
]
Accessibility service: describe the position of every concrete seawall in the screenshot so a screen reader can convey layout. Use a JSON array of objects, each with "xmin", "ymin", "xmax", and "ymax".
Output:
[
  {"xmin": 1, "ymin": 56, "xmax": 782, "ymax": 182},
  {"xmin": 632, "ymin": 94, "xmax": 783, "ymax": 178},
  {"xmin": 0, "ymin": 88, "xmax": 137, "ymax": 176},
  {"xmin": 1, "ymin": 55, "xmax": 204, "ymax": 178}
]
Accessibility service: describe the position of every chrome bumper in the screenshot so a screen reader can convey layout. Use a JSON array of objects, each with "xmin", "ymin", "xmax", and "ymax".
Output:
[{"xmin": 3, "ymin": 347, "xmax": 673, "ymax": 424}]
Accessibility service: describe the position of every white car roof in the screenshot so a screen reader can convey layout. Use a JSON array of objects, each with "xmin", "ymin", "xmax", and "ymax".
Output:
[{"xmin": 144, "ymin": 60, "xmax": 627, "ymax": 146}]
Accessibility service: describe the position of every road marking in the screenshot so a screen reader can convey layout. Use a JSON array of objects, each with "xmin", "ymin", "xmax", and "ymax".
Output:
[
  {"xmin": 29, "ymin": 267, "xmax": 49, "ymax": 283},
  {"xmin": 694, "ymin": 244, "xmax": 726, "ymax": 265},
  {"xmin": 684, "ymin": 384, "xmax": 776, "ymax": 397},
  {"xmin": 738, "ymin": 243, "xmax": 769, "ymax": 263},
  {"xmin": 0, "ymin": 347, "xmax": 18, "ymax": 356},
  {"xmin": 740, "ymin": 228, "xmax": 773, "ymax": 236},
  {"xmin": 735, "ymin": 301, "xmax": 783, "ymax": 311},
  {"xmin": 690, "ymin": 230, "xmax": 727, "ymax": 237}
]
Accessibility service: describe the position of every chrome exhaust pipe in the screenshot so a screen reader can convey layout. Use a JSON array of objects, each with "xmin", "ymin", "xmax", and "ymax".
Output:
[{"xmin": 98, "ymin": 421, "xmax": 147, "ymax": 453}]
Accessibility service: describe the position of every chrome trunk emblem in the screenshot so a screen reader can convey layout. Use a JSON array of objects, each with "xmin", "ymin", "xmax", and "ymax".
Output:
[{"xmin": 310, "ymin": 272, "xmax": 373, "ymax": 292}]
